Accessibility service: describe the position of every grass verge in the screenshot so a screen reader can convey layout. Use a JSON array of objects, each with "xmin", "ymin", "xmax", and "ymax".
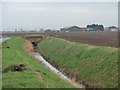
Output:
[
  {"xmin": 38, "ymin": 36, "xmax": 118, "ymax": 88},
  {"xmin": 2, "ymin": 37, "xmax": 75, "ymax": 88}
]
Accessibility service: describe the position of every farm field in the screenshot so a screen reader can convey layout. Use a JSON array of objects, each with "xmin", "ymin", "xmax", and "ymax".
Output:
[
  {"xmin": 38, "ymin": 36, "xmax": 118, "ymax": 88},
  {"xmin": 45, "ymin": 31, "xmax": 118, "ymax": 48},
  {"xmin": 2, "ymin": 31, "xmax": 119, "ymax": 48},
  {"xmin": 2, "ymin": 37, "xmax": 75, "ymax": 88},
  {"xmin": 2, "ymin": 1, "xmax": 119, "ymax": 89}
]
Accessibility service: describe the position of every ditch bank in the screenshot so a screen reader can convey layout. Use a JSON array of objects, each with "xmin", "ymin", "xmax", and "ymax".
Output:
[
  {"xmin": 33, "ymin": 52, "xmax": 84, "ymax": 88},
  {"xmin": 25, "ymin": 35, "xmax": 84, "ymax": 88},
  {"xmin": 37, "ymin": 36, "xmax": 118, "ymax": 88},
  {"xmin": 3, "ymin": 37, "xmax": 76, "ymax": 88}
]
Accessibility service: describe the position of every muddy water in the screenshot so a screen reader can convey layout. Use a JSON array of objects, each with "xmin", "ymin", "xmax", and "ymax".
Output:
[
  {"xmin": 0, "ymin": 38, "xmax": 10, "ymax": 43},
  {"xmin": 34, "ymin": 52, "xmax": 84, "ymax": 88},
  {"xmin": 34, "ymin": 52, "xmax": 70, "ymax": 80}
]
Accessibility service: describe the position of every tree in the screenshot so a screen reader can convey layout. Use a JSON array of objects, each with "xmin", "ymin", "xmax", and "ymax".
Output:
[{"xmin": 87, "ymin": 24, "xmax": 104, "ymax": 31}]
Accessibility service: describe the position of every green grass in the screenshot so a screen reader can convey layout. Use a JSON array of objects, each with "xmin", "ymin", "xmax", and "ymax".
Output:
[
  {"xmin": 38, "ymin": 36, "xmax": 118, "ymax": 88},
  {"xmin": 2, "ymin": 37, "xmax": 75, "ymax": 88},
  {"xmin": 0, "ymin": 43, "xmax": 2, "ymax": 89}
]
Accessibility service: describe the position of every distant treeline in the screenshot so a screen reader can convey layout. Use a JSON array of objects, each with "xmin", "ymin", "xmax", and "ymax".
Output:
[
  {"xmin": 60, "ymin": 24, "xmax": 105, "ymax": 32},
  {"xmin": 87, "ymin": 24, "xmax": 104, "ymax": 31}
]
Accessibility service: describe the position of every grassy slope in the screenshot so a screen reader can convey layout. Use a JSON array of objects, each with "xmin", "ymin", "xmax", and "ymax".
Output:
[
  {"xmin": 38, "ymin": 36, "xmax": 118, "ymax": 88},
  {"xmin": 2, "ymin": 37, "xmax": 74, "ymax": 88},
  {"xmin": 0, "ymin": 43, "xmax": 2, "ymax": 89}
]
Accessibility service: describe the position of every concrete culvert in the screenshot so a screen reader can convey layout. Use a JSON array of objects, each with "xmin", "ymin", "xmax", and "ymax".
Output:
[{"xmin": 32, "ymin": 42, "xmax": 37, "ymax": 47}]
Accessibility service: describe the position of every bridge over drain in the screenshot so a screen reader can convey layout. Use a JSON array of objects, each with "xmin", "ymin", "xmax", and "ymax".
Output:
[{"xmin": 25, "ymin": 34, "xmax": 44, "ymax": 50}]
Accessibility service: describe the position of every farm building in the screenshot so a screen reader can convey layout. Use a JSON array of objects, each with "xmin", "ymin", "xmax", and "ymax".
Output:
[
  {"xmin": 60, "ymin": 26, "xmax": 87, "ymax": 32},
  {"xmin": 108, "ymin": 26, "xmax": 118, "ymax": 31}
]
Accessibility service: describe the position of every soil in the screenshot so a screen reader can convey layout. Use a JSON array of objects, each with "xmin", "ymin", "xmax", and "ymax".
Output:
[
  {"xmin": 2, "ymin": 31, "xmax": 118, "ymax": 48},
  {"xmin": 45, "ymin": 32, "xmax": 118, "ymax": 48},
  {"xmin": 24, "ymin": 40, "xmax": 34, "ymax": 56},
  {"xmin": 3, "ymin": 64, "xmax": 27, "ymax": 73}
]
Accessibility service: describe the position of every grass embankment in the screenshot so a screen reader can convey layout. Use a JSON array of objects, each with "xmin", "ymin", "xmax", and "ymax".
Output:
[
  {"xmin": 2, "ymin": 37, "xmax": 75, "ymax": 88},
  {"xmin": 0, "ymin": 43, "xmax": 2, "ymax": 88},
  {"xmin": 38, "ymin": 36, "xmax": 118, "ymax": 88}
]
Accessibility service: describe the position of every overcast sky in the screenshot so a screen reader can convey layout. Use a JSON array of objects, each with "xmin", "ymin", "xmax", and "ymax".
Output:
[{"xmin": 1, "ymin": 2, "xmax": 118, "ymax": 30}]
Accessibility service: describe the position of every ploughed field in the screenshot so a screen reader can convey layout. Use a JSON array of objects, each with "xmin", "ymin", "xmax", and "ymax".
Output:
[{"xmin": 45, "ymin": 31, "xmax": 118, "ymax": 48}]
